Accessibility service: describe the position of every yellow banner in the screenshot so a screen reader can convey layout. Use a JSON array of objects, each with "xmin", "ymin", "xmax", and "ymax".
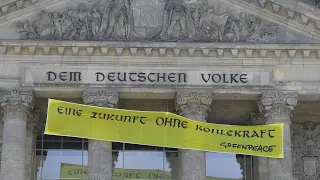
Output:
[
  {"xmin": 45, "ymin": 99, "xmax": 283, "ymax": 158},
  {"xmin": 60, "ymin": 163, "xmax": 241, "ymax": 180}
]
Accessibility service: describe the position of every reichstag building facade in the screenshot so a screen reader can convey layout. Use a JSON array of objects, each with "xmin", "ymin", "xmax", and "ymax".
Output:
[{"xmin": 0, "ymin": 0, "xmax": 319, "ymax": 179}]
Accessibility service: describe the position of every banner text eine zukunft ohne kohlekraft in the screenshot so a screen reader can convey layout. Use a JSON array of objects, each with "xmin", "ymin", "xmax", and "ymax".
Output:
[{"xmin": 45, "ymin": 99, "xmax": 283, "ymax": 158}]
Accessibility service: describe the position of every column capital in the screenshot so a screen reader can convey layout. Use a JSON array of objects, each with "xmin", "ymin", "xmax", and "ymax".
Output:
[
  {"xmin": 175, "ymin": 92, "xmax": 212, "ymax": 121},
  {"xmin": 0, "ymin": 90, "xmax": 35, "ymax": 122},
  {"xmin": 259, "ymin": 92, "xmax": 298, "ymax": 124},
  {"xmin": 83, "ymin": 91, "xmax": 119, "ymax": 107}
]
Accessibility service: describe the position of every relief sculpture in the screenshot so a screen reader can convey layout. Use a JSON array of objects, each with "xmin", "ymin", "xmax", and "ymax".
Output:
[
  {"xmin": 11, "ymin": 0, "xmax": 278, "ymax": 43},
  {"xmin": 291, "ymin": 122, "xmax": 320, "ymax": 180}
]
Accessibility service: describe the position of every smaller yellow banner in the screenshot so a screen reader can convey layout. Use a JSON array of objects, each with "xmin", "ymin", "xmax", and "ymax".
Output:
[
  {"xmin": 45, "ymin": 99, "xmax": 283, "ymax": 158},
  {"xmin": 60, "ymin": 163, "xmax": 241, "ymax": 180}
]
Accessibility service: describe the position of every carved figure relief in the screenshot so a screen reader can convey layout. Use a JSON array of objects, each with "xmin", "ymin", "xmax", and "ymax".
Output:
[
  {"xmin": 11, "ymin": 0, "xmax": 278, "ymax": 42},
  {"xmin": 300, "ymin": 0, "xmax": 320, "ymax": 8},
  {"xmin": 316, "ymin": 0, "xmax": 320, "ymax": 7},
  {"xmin": 99, "ymin": 0, "xmax": 136, "ymax": 40},
  {"xmin": 291, "ymin": 122, "xmax": 320, "ymax": 180}
]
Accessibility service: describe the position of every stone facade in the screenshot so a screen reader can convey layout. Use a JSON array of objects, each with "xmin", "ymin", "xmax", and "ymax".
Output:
[{"xmin": 0, "ymin": 0, "xmax": 318, "ymax": 179}]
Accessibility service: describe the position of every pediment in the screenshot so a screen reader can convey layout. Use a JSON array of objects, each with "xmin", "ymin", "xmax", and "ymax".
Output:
[{"xmin": 0, "ymin": 0, "xmax": 319, "ymax": 43}]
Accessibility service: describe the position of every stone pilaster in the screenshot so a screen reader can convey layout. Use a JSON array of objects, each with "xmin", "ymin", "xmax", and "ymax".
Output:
[
  {"xmin": 83, "ymin": 91, "xmax": 119, "ymax": 180},
  {"xmin": 25, "ymin": 111, "xmax": 40, "ymax": 180},
  {"xmin": 0, "ymin": 90, "xmax": 35, "ymax": 180},
  {"xmin": 250, "ymin": 112, "xmax": 268, "ymax": 180},
  {"xmin": 259, "ymin": 92, "xmax": 298, "ymax": 180},
  {"xmin": 175, "ymin": 92, "xmax": 212, "ymax": 180}
]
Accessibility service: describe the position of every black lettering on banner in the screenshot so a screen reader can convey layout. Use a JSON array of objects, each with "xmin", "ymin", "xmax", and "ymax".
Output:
[
  {"xmin": 260, "ymin": 130, "xmax": 266, "ymax": 138},
  {"xmin": 268, "ymin": 129, "xmax": 276, "ymax": 138},
  {"xmin": 107, "ymin": 114, "xmax": 115, "ymax": 120},
  {"xmin": 149, "ymin": 173, "xmax": 156, "ymax": 179},
  {"xmin": 203, "ymin": 127, "xmax": 210, "ymax": 133},
  {"xmin": 243, "ymin": 130, "xmax": 250, "ymax": 138},
  {"xmin": 155, "ymin": 117, "xmax": 188, "ymax": 129},
  {"xmin": 132, "ymin": 116, "xmax": 139, "ymax": 123},
  {"xmin": 217, "ymin": 129, "xmax": 226, "ymax": 136},
  {"xmin": 140, "ymin": 117, "xmax": 147, "ymax": 124},
  {"xmin": 227, "ymin": 130, "xmax": 233, "ymax": 136},
  {"xmin": 96, "ymin": 72, "xmax": 105, "ymax": 82},
  {"xmin": 234, "ymin": 130, "xmax": 242, "ymax": 137},
  {"xmin": 269, "ymin": 145, "xmax": 276, "ymax": 152},
  {"xmin": 136, "ymin": 173, "xmax": 141, "ymax": 179},
  {"xmin": 91, "ymin": 112, "xmax": 98, "ymax": 118},
  {"xmin": 47, "ymin": 71, "xmax": 57, "ymax": 81},
  {"xmin": 68, "ymin": 169, "xmax": 73, "ymax": 175},
  {"xmin": 123, "ymin": 116, "xmax": 131, "ymax": 122},
  {"xmin": 251, "ymin": 130, "xmax": 260, "ymax": 138},
  {"xmin": 57, "ymin": 107, "xmax": 82, "ymax": 116},
  {"xmin": 98, "ymin": 113, "xmax": 106, "ymax": 119},
  {"xmin": 219, "ymin": 142, "xmax": 277, "ymax": 153}
]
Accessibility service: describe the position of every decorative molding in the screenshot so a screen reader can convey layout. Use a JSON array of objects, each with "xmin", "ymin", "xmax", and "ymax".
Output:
[
  {"xmin": 291, "ymin": 122, "xmax": 320, "ymax": 179},
  {"xmin": 0, "ymin": 90, "xmax": 35, "ymax": 122},
  {"xmin": 83, "ymin": 91, "xmax": 119, "ymax": 108},
  {"xmin": 0, "ymin": 41, "xmax": 319, "ymax": 59},
  {"xmin": 0, "ymin": 0, "xmax": 49, "ymax": 18},
  {"xmin": 259, "ymin": 92, "xmax": 298, "ymax": 123},
  {"xmin": 230, "ymin": 0, "xmax": 320, "ymax": 40},
  {"xmin": 10, "ymin": 0, "xmax": 278, "ymax": 43},
  {"xmin": 175, "ymin": 92, "xmax": 212, "ymax": 120}
]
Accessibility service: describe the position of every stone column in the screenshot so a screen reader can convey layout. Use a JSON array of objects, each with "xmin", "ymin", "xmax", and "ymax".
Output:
[
  {"xmin": 250, "ymin": 112, "xmax": 268, "ymax": 180},
  {"xmin": 0, "ymin": 90, "xmax": 35, "ymax": 180},
  {"xmin": 83, "ymin": 91, "xmax": 119, "ymax": 180},
  {"xmin": 259, "ymin": 92, "xmax": 298, "ymax": 180},
  {"xmin": 175, "ymin": 92, "xmax": 212, "ymax": 180},
  {"xmin": 25, "ymin": 111, "xmax": 40, "ymax": 180}
]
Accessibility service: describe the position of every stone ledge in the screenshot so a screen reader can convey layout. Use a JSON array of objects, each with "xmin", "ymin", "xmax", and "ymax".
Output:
[
  {"xmin": 243, "ymin": 0, "xmax": 320, "ymax": 31},
  {"xmin": 0, "ymin": 0, "xmax": 43, "ymax": 17},
  {"xmin": 0, "ymin": 40, "xmax": 319, "ymax": 59}
]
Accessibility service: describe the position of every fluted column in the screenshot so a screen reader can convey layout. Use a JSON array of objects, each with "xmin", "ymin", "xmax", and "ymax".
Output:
[
  {"xmin": 175, "ymin": 92, "xmax": 212, "ymax": 180},
  {"xmin": 83, "ymin": 91, "xmax": 119, "ymax": 180},
  {"xmin": 250, "ymin": 112, "xmax": 268, "ymax": 180},
  {"xmin": 0, "ymin": 90, "xmax": 35, "ymax": 180},
  {"xmin": 259, "ymin": 92, "xmax": 298, "ymax": 180},
  {"xmin": 25, "ymin": 111, "xmax": 40, "ymax": 180}
]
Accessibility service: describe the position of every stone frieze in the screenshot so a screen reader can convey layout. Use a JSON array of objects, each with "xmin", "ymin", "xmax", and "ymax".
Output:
[{"xmin": 10, "ymin": 0, "xmax": 278, "ymax": 43}]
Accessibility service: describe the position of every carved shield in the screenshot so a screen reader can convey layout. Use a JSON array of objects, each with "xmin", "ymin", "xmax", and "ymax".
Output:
[
  {"xmin": 131, "ymin": 0, "xmax": 165, "ymax": 38},
  {"xmin": 303, "ymin": 157, "xmax": 317, "ymax": 177}
]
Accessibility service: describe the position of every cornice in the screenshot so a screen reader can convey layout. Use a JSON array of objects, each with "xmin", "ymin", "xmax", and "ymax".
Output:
[
  {"xmin": 239, "ymin": 0, "xmax": 320, "ymax": 35},
  {"xmin": 0, "ymin": 40, "xmax": 319, "ymax": 59},
  {"xmin": 0, "ymin": 0, "xmax": 46, "ymax": 17}
]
